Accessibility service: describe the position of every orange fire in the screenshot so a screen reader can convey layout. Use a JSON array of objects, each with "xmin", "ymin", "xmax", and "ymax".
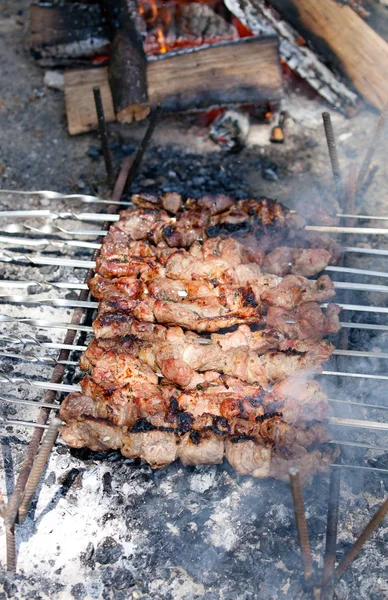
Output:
[
  {"xmin": 156, "ymin": 26, "xmax": 167, "ymax": 53},
  {"xmin": 137, "ymin": 0, "xmax": 247, "ymax": 56}
]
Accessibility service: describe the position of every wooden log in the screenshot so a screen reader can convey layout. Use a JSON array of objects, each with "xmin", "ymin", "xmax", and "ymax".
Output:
[
  {"xmin": 101, "ymin": 0, "xmax": 150, "ymax": 124},
  {"xmin": 266, "ymin": 0, "xmax": 388, "ymax": 110},
  {"xmin": 224, "ymin": 0, "xmax": 358, "ymax": 113},
  {"xmin": 28, "ymin": 3, "xmax": 109, "ymax": 61},
  {"xmin": 64, "ymin": 36, "xmax": 283, "ymax": 135}
]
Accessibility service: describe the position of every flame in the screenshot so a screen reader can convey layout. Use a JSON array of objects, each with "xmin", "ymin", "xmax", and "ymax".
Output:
[
  {"xmin": 137, "ymin": 0, "xmax": 254, "ymax": 56},
  {"xmin": 157, "ymin": 27, "xmax": 167, "ymax": 54}
]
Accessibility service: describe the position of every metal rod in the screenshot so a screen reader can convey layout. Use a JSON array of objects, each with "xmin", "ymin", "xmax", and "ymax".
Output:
[
  {"xmin": 0, "ymin": 395, "xmax": 60, "ymax": 410},
  {"xmin": 125, "ymin": 105, "xmax": 162, "ymax": 190},
  {"xmin": 324, "ymin": 302, "xmax": 388, "ymax": 315},
  {"xmin": 306, "ymin": 225, "xmax": 388, "ymax": 235},
  {"xmin": 0, "ymin": 235, "xmax": 101, "ymax": 250},
  {"xmin": 0, "ymin": 296, "xmax": 97, "ymax": 309},
  {"xmin": 289, "ymin": 468, "xmax": 314, "ymax": 582},
  {"xmin": 326, "ymin": 265, "xmax": 388, "ymax": 279},
  {"xmin": 0, "ymin": 210, "xmax": 119, "ymax": 222},
  {"xmin": 0, "ymin": 316, "xmax": 93, "ymax": 332},
  {"xmin": 0, "ymin": 190, "xmax": 132, "ymax": 208},
  {"xmin": 0, "ymin": 280, "xmax": 88, "ymax": 291},
  {"xmin": 93, "ymin": 87, "xmax": 115, "ymax": 189},
  {"xmin": 2, "ymin": 313, "xmax": 388, "ymax": 335},
  {"xmin": 333, "ymin": 349, "xmax": 388, "ymax": 359},
  {"xmin": 323, "ymin": 370, "xmax": 388, "ymax": 381},
  {"xmin": 329, "ymin": 417, "xmax": 388, "ymax": 432},
  {"xmin": 322, "ymin": 112, "xmax": 342, "ymax": 203},
  {"xmin": 18, "ymin": 417, "xmax": 62, "ymax": 523},
  {"xmin": 329, "ymin": 398, "xmax": 388, "ymax": 411},
  {"xmin": 0, "ymin": 418, "xmax": 49, "ymax": 430},
  {"xmin": 334, "ymin": 497, "xmax": 388, "ymax": 580},
  {"xmin": 321, "ymin": 469, "xmax": 341, "ymax": 598},
  {"xmin": 0, "ymin": 351, "xmax": 78, "ymax": 366},
  {"xmin": 2, "ymin": 296, "xmax": 388, "ymax": 318},
  {"xmin": 356, "ymin": 106, "xmax": 388, "ymax": 194},
  {"xmin": 332, "ymin": 464, "xmax": 388, "ymax": 475},
  {"xmin": 0, "ymin": 252, "xmax": 95, "ymax": 269},
  {"xmin": 329, "ymin": 440, "xmax": 388, "ymax": 451},
  {"xmin": 0, "ymin": 374, "xmax": 80, "ymax": 393}
]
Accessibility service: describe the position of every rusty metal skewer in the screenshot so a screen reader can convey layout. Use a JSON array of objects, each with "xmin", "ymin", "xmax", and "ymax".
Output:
[
  {"xmin": 356, "ymin": 106, "xmax": 388, "ymax": 195},
  {"xmin": 334, "ymin": 497, "xmax": 388, "ymax": 580},
  {"xmin": 320, "ymin": 469, "xmax": 341, "ymax": 600},
  {"xmin": 289, "ymin": 468, "xmax": 314, "ymax": 582},
  {"xmin": 18, "ymin": 417, "xmax": 62, "ymax": 523},
  {"xmin": 93, "ymin": 86, "xmax": 115, "ymax": 189},
  {"xmin": 322, "ymin": 112, "xmax": 342, "ymax": 205},
  {"xmin": 125, "ymin": 104, "xmax": 162, "ymax": 190}
]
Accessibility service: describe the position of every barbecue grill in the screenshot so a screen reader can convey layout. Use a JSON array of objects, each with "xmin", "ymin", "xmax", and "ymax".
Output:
[{"xmin": 0, "ymin": 107, "xmax": 387, "ymax": 599}]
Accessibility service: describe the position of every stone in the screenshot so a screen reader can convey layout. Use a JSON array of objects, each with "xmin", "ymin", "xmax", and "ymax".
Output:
[
  {"xmin": 71, "ymin": 583, "xmax": 86, "ymax": 600},
  {"xmin": 95, "ymin": 537, "xmax": 123, "ymax": 565}
]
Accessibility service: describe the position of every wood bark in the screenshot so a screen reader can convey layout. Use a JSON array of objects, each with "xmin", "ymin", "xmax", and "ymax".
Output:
[
  {"xmin": 28, "ymin": 3, "xmax": 109, "ymax": 62},
  {"xmin": 101, "ymin": 0, "xmax": 150, "ymax": 123},
  {"xmin": 64, "ymin": 36, "xmax": 283, "ymax": 135},
  {"xmin": 266, "ymin": 0, "xmax": 388, "ymax": 110}
]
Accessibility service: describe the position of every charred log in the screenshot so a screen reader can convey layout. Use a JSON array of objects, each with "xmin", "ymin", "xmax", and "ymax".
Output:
[{"xmin": 101, "ymin": 0, "xmax": 150, "ymax": 123}]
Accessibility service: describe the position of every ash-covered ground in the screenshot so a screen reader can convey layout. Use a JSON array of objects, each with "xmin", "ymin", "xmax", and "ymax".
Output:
[{"xmin": 0, "ymin": 2, "xmax": 388, "ymax": 600}]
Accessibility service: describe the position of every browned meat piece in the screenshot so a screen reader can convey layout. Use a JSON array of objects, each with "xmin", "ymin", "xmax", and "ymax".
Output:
[
  {"xmin": 262, "ymin": 247, "xmax": 293, "ymax": 277},
  {"xmin": 196, "ymin": 194, "xmax": 234, "ymax": 215},
  {"xmin": 95, "ymin": 254, "xmax": 163, "ymax": 280},
  {"xmin": 291, "ymin": 248, "xmax": 331, "ymax": 277},
  {"xmin": 272, "ymin": 378, "xmax": 330, "ymax": 423},
  {"xmin": 267, "ymin": 302, "xmax": 341, "ymax": 341},
  {"xmin": 59, "ymin": 393, "xmax": 97, "ymax": 422},
  {"xmin": 132, "ymin": 192, "xmax": 183, "ymax": 214},
  {"xmin": 269, "ymin": 447, "xmax": 339, "ymax": 484},
  {"xmin": 261, "ymin": 274, "xmax": 335, "ymax": 310},
  {"xmin": 263, "ymin": 247, "xmax": 331, "ymax": 277},
  {"xmin": 115, "ymin": 208, "xmax": 171, "ymax": 240},
  {"xmin": 92, "ymin": 313, "xmax": 156, "ymax": 339},
  {"xmin": 122, "ymin": 431, "xmax": 179, "ymax": 468},
  {"xmin": 89, "ymin": 274, "xmax": 146, "ymax": 300},
  {"xmin": 229, "ymin": 417, "xmax": 329, "ymax": 448},
  {"xmin": 178, "ymin": 432, "xmax": 225, "ymax": 466},
  {"xmin": 60, "ymin": 416, "xmax": 123, "ymax": 452},
  {"xmin": 225, "ymin": 439, "xmax": 272, "ymax": 477},
  {"xmin": 162, "ymin": 192, "xmax": 183, "ymax": 214}
]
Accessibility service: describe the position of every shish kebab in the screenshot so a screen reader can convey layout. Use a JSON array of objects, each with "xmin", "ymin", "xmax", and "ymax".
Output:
[
  {"xmin": 0, "ymin": 194, "xmax": 386, "ymax": 480},
  {"xmin": 34, "ymin": 197, "xmax": 349, "ymax": 480},
  {"xmin": 3, "ymin": 188, "xmax": 388, "ymax": 222}
]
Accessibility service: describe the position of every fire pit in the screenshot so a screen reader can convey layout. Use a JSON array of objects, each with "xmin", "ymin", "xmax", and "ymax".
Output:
[{"xmin": 0, "ymin": 2, "xmax": 388, "ymax": 599}]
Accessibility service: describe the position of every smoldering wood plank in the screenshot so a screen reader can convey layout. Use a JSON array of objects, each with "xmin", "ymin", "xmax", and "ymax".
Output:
[
  {"xmin": 64, "ymin": 36, "xmax": 283, "ymax": 135},
  {"xmin": 266, "ymin": 0, "xmax": 388, "ymax": 110},
  {"xmin": 147, "ymin": 36, "xmax": 283, "ymax": 112}
]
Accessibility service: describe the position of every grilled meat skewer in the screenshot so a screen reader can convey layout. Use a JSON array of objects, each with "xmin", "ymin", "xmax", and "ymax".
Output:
[{"xmin": 80, "ymin": 327, "xmax": 334, "ymax": 388}]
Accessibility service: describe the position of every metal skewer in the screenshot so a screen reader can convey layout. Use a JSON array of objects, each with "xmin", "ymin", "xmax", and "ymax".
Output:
[
  {"xmin": 334, "ymin": 498, "xmax": 388, "ymax": 580},
  {"xmin": 320, "ymin": 469, "xmax": 341, "ymax": 599},
  {"xmin": 0, "ymin": 315, "xmax": 94, "ymax": 332},
  {"xmin": 3, "ymin": 333, "xmax": 388, "ymax": 362},
  {"xmin": 289, "ymin": 468, "xmax": 314, "ymax": 582}
]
